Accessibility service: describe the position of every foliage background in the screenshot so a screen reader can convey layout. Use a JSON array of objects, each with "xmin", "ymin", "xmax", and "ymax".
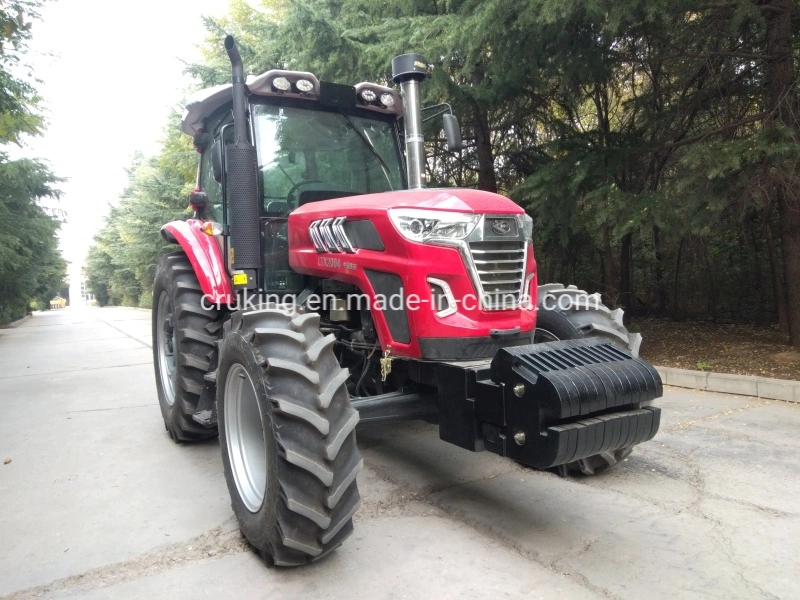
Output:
[
  {"xmin": 0, "ymin": 0, "xmax": 67, "ymax": 323},
  {"xmin": 85, "ymin": 0, "xmax": 800, "ymax": 346}
]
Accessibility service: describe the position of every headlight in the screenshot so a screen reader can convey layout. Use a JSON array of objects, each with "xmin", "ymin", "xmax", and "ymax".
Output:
[
  {"xmin": 389, "ymin": 209, "xmax": 480, "ymax": 243},
  {"xmin": 517, "ymin": 213, "xmax": 533, "ymax": 241}
]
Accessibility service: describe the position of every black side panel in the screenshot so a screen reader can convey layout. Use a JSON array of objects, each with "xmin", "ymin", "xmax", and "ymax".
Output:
[
  {"xmin": 343, "ymin": 220, "xmax": 385, "ymax": 251},
  {"xmin": 319, "ymin": 81, "xmax": 357, "ymax": 108},
  {"xmin": 364, "ymin": 270, "xmax": 410, "ymax": 344},
  {"xmin": 263, "ymin": 219, "xmax": 305, "ymax": 293},
  {"xmin": 225, "ymin": 143, "xmax": 261, "ymax": 270},
  {"xmin": 419, "ymin": 332, "xmax": 533, "ymax": 360},
  {"xmin": 436, "ymin": 363, "xmax": 484, "ymax": 451}
]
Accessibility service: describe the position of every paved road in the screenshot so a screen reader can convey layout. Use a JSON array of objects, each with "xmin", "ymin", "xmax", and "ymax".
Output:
[{"xmin": 1, "ymin": 307, "xmax": 798, "ymax": 599}]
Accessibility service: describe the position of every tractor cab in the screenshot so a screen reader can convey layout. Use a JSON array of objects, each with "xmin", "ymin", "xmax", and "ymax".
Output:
[
  {"xmin": 183, "ymin": 70, "xmax": 408, "ymax": 216},
  {"xmin": 181, "ymin": 66, "xmax": 426, "ymax": 295}
]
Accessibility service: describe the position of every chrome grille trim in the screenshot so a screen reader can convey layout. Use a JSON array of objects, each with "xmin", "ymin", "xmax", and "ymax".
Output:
[
  {"xmin": 468, "ymin": 239, "xmax": 527, "ymax": 310},
  {"xmin": 309, "ymin": 217, "xmax": 356, "ymax": 254},
  {"xmin": 473, "ymin": 258, "xmax": 523, "ymax": 264}
]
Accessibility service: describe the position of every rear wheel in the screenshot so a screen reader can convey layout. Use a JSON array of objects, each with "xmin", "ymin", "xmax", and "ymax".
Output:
[
  {"xmin": 536, "ymin": 283, "xmax": 643, "ymax": 475},
  {"xmin": 217, "ymin": 307, "xmax": 362, "ymax": 566},
  {"xmin": 152, "ymin": 252, "xmax": 221, "ymax": 442}
]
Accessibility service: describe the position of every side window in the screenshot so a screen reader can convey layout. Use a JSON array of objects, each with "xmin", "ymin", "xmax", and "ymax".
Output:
[{"xmin": 200, "ymin": 144, "xmax": 223, "ymax": 222}]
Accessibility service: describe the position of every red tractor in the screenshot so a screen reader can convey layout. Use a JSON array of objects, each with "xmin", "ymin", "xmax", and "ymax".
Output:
[{"xmin": 152, "ymin": 37, "xmax": 661, "ymax": 566}]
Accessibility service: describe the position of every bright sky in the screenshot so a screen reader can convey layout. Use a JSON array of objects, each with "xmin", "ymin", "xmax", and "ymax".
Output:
[{"xmin": 15, "ymin": 0, "xmax": 242, "ymax": 285}]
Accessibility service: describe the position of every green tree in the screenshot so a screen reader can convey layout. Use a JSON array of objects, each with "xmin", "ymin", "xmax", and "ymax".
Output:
[
  {"xmin": 0, "ymin": 0, "xmax": 66, "ymax": 322},
  {"xmin": 85, "ymin": 122, "xmax": 196, "ymax": 306},
  {"xmin": 0, "ymin": 0, "xmax": 44, "ymax": 143},
  {"xmin": 0, "ymin": 156, "xmax": 66, "ymax": 321},
  {"xmin": 102, "ymin": 0, "xmax": 800, "ymax": 345}
]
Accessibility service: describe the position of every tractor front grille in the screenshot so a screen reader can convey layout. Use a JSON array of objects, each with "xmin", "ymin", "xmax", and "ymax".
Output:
[{"xmin": 468, "ymin": 241, "xmax": 526, "ymax": 310}]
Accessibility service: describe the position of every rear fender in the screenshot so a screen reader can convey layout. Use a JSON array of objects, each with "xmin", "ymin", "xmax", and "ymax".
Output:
[{"xmin": 161, "ymin": 219, "xmax": 233, "ymax": 304}]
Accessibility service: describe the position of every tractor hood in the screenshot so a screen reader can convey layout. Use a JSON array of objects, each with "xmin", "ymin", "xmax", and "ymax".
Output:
[
  {"xmin": 287, "ymin": 187, "xmax": 536, "ymax": 360},
  {"xmin": 291, "ymin": 188, "xmax": 524, "ymax": 218}
]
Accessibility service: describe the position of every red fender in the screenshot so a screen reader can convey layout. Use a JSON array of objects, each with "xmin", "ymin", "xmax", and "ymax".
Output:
[{"xmin": 161, "ymin": 219, "xmax": 233, "ymax": 304}]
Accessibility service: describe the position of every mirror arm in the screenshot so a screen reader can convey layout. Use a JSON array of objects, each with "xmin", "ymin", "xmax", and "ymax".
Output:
[{"xmin": 421, "ymin": 103, "xmax": 455, "ymax": 123}]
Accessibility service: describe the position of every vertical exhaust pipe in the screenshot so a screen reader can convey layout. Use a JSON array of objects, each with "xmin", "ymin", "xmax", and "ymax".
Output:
[
  {"xmin": 225, "ymin": 36, "xmax": 249, "ymax": 146},
  {"xmin": 224, "ymin": 36, "xmax": 261, "ymax": 275},
  {"xmin": 392, "ymin": 54, "xmax": 429, "ymax": 190}
]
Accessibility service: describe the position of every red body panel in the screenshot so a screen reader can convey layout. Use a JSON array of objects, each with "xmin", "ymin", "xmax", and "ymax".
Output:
[
  {"xmin": 290, "ymin": 189, "xmax": 538, "ymax": 358},
  {"xmin": 161, "ymin": 220, "xmax": 234, "ymax": 304},
  {"xmin": 293, "ymin": 188, "xmax": 525, "ymax": 215}
]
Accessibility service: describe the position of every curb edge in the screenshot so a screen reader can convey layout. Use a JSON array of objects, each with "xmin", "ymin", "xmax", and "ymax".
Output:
[{"xmin": 655, "ymin": 366, "xmax": 800, "ymax": 404}]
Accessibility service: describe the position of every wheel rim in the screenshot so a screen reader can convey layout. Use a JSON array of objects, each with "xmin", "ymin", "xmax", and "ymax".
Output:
[
  {"xmin": 534, "ymin": 327, "xmax": 560, "ymax": 344},
  {"xmin": 156, "ymin": 291, "xmax": 177, "ymax": 406},
  {"xmin": 224, "ymin": 363, "xmax": 268, "ymax": 513}
]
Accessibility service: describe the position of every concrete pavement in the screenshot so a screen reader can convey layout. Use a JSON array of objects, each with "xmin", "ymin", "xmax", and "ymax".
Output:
[{"xmin": 1, "ymin": 307, "xmax": 798, "ymax": 599}]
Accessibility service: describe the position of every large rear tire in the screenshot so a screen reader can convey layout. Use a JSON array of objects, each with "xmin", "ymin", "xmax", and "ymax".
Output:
[
  {"xmin": 536, "ymin": 283, "xmax": 643, "ymax": 475},
  {"xmin": 217, "ymin": 307, "xmax": 362, "ymax": 566},
  {"xmin": 152, "ymin": 252, "xmax": 221, "ymax": 442}
]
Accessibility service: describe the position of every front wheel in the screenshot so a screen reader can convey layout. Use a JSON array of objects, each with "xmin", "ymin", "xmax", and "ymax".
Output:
[
  {"xmin": 535, "ymin": 284, "xmax": 641, "ymax": 355},
  {"xmin": 217, "ymin": 307, "xmax": 362, "ymax": 566},
  {"xmin": 536, "ymin": 284, "xmax": 643, "ymax": 476},
  {"xmin": 152, "ymin": 252, "xmax": 221, "ymax": 442}
]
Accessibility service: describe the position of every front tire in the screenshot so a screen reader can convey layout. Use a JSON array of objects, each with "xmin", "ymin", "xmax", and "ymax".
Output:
[
  {"xmin": 536, "ymin": 283, "xmax": 643, "ymax": 475},
  {"xmin": 217, "ymin": 307, "xmax": 362, "ymax": 566},
  {"xmin": 535, "ymin": 284, "xmax": 641, "ymax": 355},
  {"xmin": 152, "ymin": 252, "xmax": 221, "ymax": 442}
]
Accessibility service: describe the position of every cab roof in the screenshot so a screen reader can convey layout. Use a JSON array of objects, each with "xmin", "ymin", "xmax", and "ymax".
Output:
[{"xmin": 181, "ymin": 70, "xmax": 402, "ymax": 137}]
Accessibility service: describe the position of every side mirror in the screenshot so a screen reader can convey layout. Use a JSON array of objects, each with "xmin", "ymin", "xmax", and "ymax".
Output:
[
  {"xmin": 443, "ymin": 114, "xmax": 462, "ymax": 152},
  {"xmin": 189, "ymin": 190, "xmax": 208, "ymax": 213},
  {"xmin": 211, "ymin": 140, "xmax": 223, "ymax": 183},
  {"xmin": 193, "ymin": 132, "xmax": 211, "ymax": 153}
]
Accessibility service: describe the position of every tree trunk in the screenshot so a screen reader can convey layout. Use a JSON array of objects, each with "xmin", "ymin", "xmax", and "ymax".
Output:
[
  {"xmin": 747, "ymin": 220, "xmax": 767, "ymax": 323},
  {"xmin": 603, "ymin": 225, "xmax": 618, "ymax": 303},
  {"xmin": 765, "ymin": 214, "xmax": 789, "ymax": 331},
  {"xmin": 673, "ymin": 236, "xmax": 685, "ymax": 312},
  {"xmin": 699, "ymin": 237, "xmax": 719, "ymax": 314},
  {"xmin": 472, "ymin": 104, "xmax": 498, "ymax": 193},
  {"xmin": 653, "ymin": 225, "xmax": 667, "ymax": 312},
  {"xmin": 777, "ymin": 190, "xmax": 800, "ymax": 343},
  {"xmin": 619, "ymin": 232, "xmax": 633, "ymax": 313},
  {"xmin": 763, "ymin": 0, "xmax": 800, "ymax": 346}
]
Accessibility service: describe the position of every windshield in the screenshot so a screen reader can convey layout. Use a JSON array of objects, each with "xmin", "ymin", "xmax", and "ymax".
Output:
[{"xmin": 252, "ymin": 103, "xmax": 404, "ymax": 214}]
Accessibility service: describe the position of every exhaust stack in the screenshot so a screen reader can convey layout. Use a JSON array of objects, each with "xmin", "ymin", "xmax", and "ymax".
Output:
[
  {"xmin": 225, "ymin": 36, "xmax": 249, "ymax": 146},
  {"xmin": 223, "ymin": 36, "xmax": 261, "ymax": 275},
  {"xmin": 392, "ymin": 54, "xmax": 428, "ymax": 190}
]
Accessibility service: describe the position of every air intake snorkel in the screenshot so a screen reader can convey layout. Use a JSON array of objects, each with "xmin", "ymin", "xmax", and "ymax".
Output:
[{"xmin": 392, "ymin": 54, "xmax": 429, "ymax": 190}]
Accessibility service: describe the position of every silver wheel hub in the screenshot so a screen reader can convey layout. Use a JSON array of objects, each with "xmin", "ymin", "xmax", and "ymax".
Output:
[
  {"xmin": 224, "ymin": 364, "xmax": 268, "ymax": 513},
  {"xmin": 156, "ymin": 292, "xmax": 177, "ymax": 406},
  {"xmin": 534, "ymin": 327, "xmax": 560, "ymax": 344}
]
